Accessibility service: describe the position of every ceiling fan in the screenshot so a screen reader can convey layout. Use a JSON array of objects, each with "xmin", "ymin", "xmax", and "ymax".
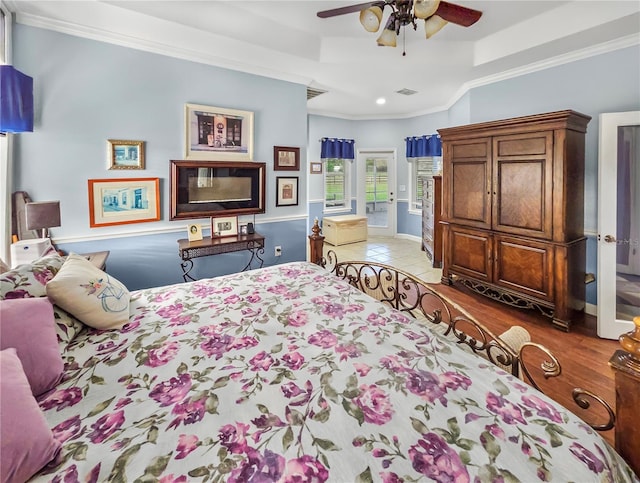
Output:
[{"xmin": 317, "ymin": 0, "xmax": 482, "ymax": 54}]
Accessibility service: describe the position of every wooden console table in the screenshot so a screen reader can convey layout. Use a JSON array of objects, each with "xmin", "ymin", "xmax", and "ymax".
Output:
[{"xmin": 177, "ymin": 233, "xmax": 265, "ymax": 282}]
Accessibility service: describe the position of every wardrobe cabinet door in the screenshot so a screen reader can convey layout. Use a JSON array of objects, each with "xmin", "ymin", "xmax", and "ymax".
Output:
[
  {"xmin": 445, "ymin": 138, "xmax": 492, "ymax": 229},
  {"xmin": 491, "ymin": 132, "xmax": 553, "ymax": 239},
  {"xmin": 447, "ymin": 225, "xmax": 492, "ymax": 282},
  {"xmin": 493, "ymin": 234, "xmax": 554, "ymax": 301}
]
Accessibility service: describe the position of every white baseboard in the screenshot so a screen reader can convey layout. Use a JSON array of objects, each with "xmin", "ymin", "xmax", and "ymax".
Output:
[{"xmin": 585, "ymin": 302, "xmax": 597, "ymax": 316}]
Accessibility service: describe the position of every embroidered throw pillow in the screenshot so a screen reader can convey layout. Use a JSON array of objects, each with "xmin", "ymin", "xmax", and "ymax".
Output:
[
  {"xmin": 0, "ymin": 297, "xmax": 64, "ymax": 396},
  {"xmin": 46, "ymin": 253, "xmax": 130, "ymax": 329}
]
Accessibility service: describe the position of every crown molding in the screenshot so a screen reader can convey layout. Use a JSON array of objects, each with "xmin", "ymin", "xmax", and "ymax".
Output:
[
  {"xmin": 310, "ymin": 34, "xmax": 640, "ymax": 121},
  {"xmin": 13, "ymin": 9, "xmax": 639, "ymax": 122},
  {"xmin": 14, "ymin": 11, "xmax": 313, "ymax": 88}
]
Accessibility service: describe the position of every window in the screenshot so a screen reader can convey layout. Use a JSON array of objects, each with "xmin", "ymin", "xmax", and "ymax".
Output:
[
  {"xmin": 409, "ymin": 157, "xmax": 441, "ymax": 211},
  {"xmin": 324, "ymin": 158, "xmax": 349, "ymax": 210}
]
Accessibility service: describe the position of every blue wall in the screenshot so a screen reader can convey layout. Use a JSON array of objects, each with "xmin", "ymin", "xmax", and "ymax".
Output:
[
  {"xmin": 308, "ymin": 45, "xmax": 640, "ymax": 305},
  {"xmin": 12, "ymin": 22, "xmax": 640, "ymax": 305},
  {"xmin": 13, "ymin": 25, "xmax": 309, "ymax": 290}
]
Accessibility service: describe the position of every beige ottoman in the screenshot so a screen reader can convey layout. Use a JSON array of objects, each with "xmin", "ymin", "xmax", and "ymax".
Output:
[{"xmin": 323, "ymin": 215, "xmax": 368, "ymax": 246}]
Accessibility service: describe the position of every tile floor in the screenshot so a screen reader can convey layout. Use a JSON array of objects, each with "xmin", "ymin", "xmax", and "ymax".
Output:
[{"xmin": 323, "ymin": 236, "xmax": 443, "ymax": 284}]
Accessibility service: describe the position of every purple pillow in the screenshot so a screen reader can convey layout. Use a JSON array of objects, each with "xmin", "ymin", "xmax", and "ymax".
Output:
[
  {"xmin": 0, "ymin": 348, "xmax": 61, "ymax": 482},
  {"xmin": 0, "ymin": 297, "xmax": 64, "ymax": 396}
]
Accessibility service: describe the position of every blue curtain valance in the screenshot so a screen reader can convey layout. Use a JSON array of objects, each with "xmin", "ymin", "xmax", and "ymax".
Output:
[
  {"xmin": 405, "ymin": 134, "xmax": 441, "ymax": 158},
  {"xmin": 320, "ymin": 138, "xmax": 355, "ymax": 160},
  {"xmin": 0, "ymin": 65, "xmax": 34, "ymax": 133}
]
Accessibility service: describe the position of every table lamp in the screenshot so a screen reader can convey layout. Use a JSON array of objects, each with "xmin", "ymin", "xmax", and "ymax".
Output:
[{"xmin": 25, "ymin": 201, "xmax": 61, "ymax": 238}]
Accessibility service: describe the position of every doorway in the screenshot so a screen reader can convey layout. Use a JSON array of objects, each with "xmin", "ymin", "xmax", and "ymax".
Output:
[
  {"xmin": 597, "ymin": 110, "xmax": 640, "ymax": 339},
  {"xmin": 356, "ymin": 149, "xmax": 396, "ymax": 237}
]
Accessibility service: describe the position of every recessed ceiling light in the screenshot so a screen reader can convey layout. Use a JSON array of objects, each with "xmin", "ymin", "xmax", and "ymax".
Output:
[{"xmin": 376, "ymin": 97, "xmax": 386, "ymax": 105}]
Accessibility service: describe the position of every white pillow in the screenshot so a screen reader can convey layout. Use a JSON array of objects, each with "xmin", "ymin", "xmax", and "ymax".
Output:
[{"xmin": 46, "ymin": 253, "xmax": 130, "ymax": 329}]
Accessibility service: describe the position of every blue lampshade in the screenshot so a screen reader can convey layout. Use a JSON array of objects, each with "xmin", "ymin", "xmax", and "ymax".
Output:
[{"xmin": 0, "ymin": 65, "xmax": 34, "ymax": 133}]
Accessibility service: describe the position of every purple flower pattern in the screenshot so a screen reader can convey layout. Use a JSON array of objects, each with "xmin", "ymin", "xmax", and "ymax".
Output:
[{"xmin": 29, "ymin": 262, "xmax": 635, "ymax": 482}]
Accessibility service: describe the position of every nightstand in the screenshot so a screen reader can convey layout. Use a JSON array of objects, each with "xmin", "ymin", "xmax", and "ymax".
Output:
[{"xmin": 81, "ymin": 251, "xmax": 110, "ymax": 271}]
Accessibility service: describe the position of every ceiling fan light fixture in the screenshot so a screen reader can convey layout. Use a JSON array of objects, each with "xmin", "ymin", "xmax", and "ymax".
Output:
[
  {"xmin": 424, "ymin": 15, "xmax": 447, "ymax": 39},
  {"xmin": 413, "ymin": 0, "xmax": 440, "ymax": 20},
  {"xmin": 377, "ymin": 14, "xmax": 397, "ymax": 47},
  {"xmin": 359, "ymin": 6, "xmax": 383, "ymax": 32}
]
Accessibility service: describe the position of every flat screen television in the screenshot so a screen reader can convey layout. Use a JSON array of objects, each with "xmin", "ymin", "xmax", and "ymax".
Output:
[{"xmin": 170, "ymin": 160, "xmax": 265, "ymax": 220}]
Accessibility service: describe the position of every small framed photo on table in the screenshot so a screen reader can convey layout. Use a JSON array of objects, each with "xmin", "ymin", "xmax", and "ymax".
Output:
[
  {"xmin": 187, "ymin": 223, "xmax": 203, "ymax": 241},
  {"xmin": 211, "ymin": 216, "xmax": 238, "ymax": 238},
  {"xmin": 239, "ymin": 224, "xmax": 249, "ymax": 235}
]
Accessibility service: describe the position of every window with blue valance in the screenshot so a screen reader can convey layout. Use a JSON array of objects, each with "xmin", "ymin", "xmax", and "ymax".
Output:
[
  {"xmin": 320, "ymin": 138, "xmax": 354, "ymax": 211},
  {"xmin": 405, "ymin": 134, "xmax": 441, "ymax": 159},
  {"xmin": 320, "ymin": 138, "xmax": 355, "ymax": 160}
]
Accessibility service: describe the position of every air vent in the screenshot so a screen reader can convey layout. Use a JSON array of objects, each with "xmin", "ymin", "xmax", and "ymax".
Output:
[
  {"xmin": 307, "ymin": 87, "xmax": 327, "ymax": 100},
  {"xmin": 396, "ymin": 88, "xmax": 418, "ymax": 96}
]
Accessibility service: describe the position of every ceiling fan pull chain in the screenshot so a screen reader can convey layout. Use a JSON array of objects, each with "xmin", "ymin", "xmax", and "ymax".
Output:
[{"xmin": 402, "ymin": 26, "xmax": 407, "ymax": 56}]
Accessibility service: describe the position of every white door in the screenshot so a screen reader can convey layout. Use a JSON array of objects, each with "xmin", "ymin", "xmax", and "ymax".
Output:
[
  {"xmin": 356, "ymin": 149, "xmax": 396, "ymax": 237},
  {"xmin": 597, "ymin": 110, "xmax": 640, "ymax": 339}
]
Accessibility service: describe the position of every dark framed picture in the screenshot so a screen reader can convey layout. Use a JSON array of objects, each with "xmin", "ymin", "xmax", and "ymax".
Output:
[
  {"xmin": 273, "ymin": 146, "xmax": 300, "ymax": 171},
  {"xmin": 239, "ymin": 224, "xmax": 248, "ymax": 235},
  {"xmin": 310, "ymin": 162, "xmax": 323, "ymax": 174},
  {"xmin": 276, "ymin": 176, "xmax": 299, "ymax": 207},
  {"xmin": 170, "ymin": 160, "xmax": 266, "ymax": 220}
]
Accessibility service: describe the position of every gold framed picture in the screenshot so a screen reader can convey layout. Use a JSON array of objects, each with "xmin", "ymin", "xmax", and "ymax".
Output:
[
  {"xmin": 187, "ymin": 223, "xmax": 203, "ymax": 241},
  {"xmin": 108, "ymin": 140, "xmax": 145, "ymax": 170}
]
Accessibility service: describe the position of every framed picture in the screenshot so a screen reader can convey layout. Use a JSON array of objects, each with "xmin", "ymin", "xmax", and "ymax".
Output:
[
  {"xmin": 273, "ymin": 146, "xmax": 300, "ymax": 171},
  {"xmin": 239, "ymin": 224, "xmax": 248, "ymax": 235},
  {"xmin": 170, "ymin": 160, "xmax": 266, "ymax": 220},
  {"xmin": 211, "ymin": 215, "xmax": 238, "ymax": 238},
  {"xmin": 276, "ymin": 176, "xmax": 299, "ymax": 207},
  {"xmin": 310, "ymin": 162, "xmax": 323, "ymax": 174},
  {"xmin": 88, "ymin": 178, "xmax": 160, "ymax": 228},
  {"xmin": 185, "ymin": 103, "xmax": 254, "ymax": 161},
  {"xmin": 187, "ymin": 223, "xmax": 203, "ymax": 242},
  {"xmin": 108, "ymin": 140, "xmax": 145, "ymax": 170}
]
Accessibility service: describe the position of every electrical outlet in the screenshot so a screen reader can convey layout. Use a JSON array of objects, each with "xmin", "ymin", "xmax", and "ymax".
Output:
[{"xmin": 275, "ymin": 246, "xmax": 282, "ymax": 257}]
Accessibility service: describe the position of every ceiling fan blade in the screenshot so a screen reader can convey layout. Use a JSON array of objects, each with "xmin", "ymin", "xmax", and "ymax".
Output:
[
  {"xmin": 317, "ymin": 1, "xmax": 385, "ymax": 18},
  {"xmin": 435, "ymin": 1, "xmax": 482, "ymax": 27}
]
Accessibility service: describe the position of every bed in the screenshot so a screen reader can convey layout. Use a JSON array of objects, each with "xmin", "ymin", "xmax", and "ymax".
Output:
[{"xmin": 0, "ymin": 243, "xmax": 638, "ymax": 482}]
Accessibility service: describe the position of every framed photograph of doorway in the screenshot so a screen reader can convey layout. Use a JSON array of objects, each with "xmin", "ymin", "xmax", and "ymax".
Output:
[
  {"xmin": 88, "ymin": 178, "xmax": 160, "ymax": 228},
  {"xmin": 184, "ymin": 103, "xmax": 254, "ymax": 161}
]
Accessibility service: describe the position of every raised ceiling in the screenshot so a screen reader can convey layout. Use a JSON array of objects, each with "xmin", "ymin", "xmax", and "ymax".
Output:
[{"xmin": 6, "ymin": 1, "xmax": 640, "ymax": 119}]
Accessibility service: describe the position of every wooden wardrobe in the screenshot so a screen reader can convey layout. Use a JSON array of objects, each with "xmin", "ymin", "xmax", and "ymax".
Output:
[
  {"xmin": 422, "ymin": 175, "xmax": 442, "ymax": 267},
  {"xmin": 438, "ymin": 110, "xmax": 591, "ymax": 331}
]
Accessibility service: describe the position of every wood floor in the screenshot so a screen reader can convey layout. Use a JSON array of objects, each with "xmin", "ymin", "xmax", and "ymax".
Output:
[{"xmin": 432, "ymin": 281, "xmax": 620, "ymax": 447}]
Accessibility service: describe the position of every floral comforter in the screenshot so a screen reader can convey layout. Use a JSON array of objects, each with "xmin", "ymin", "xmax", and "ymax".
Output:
[{"xmin": 34, "ymin": 262, "xmax": 637, "ymax": 482}]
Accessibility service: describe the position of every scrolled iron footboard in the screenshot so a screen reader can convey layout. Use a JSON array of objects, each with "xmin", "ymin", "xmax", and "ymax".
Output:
[{"xmin": 325, "ymin": 256, "xmax": 615, "ymax": 435}]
